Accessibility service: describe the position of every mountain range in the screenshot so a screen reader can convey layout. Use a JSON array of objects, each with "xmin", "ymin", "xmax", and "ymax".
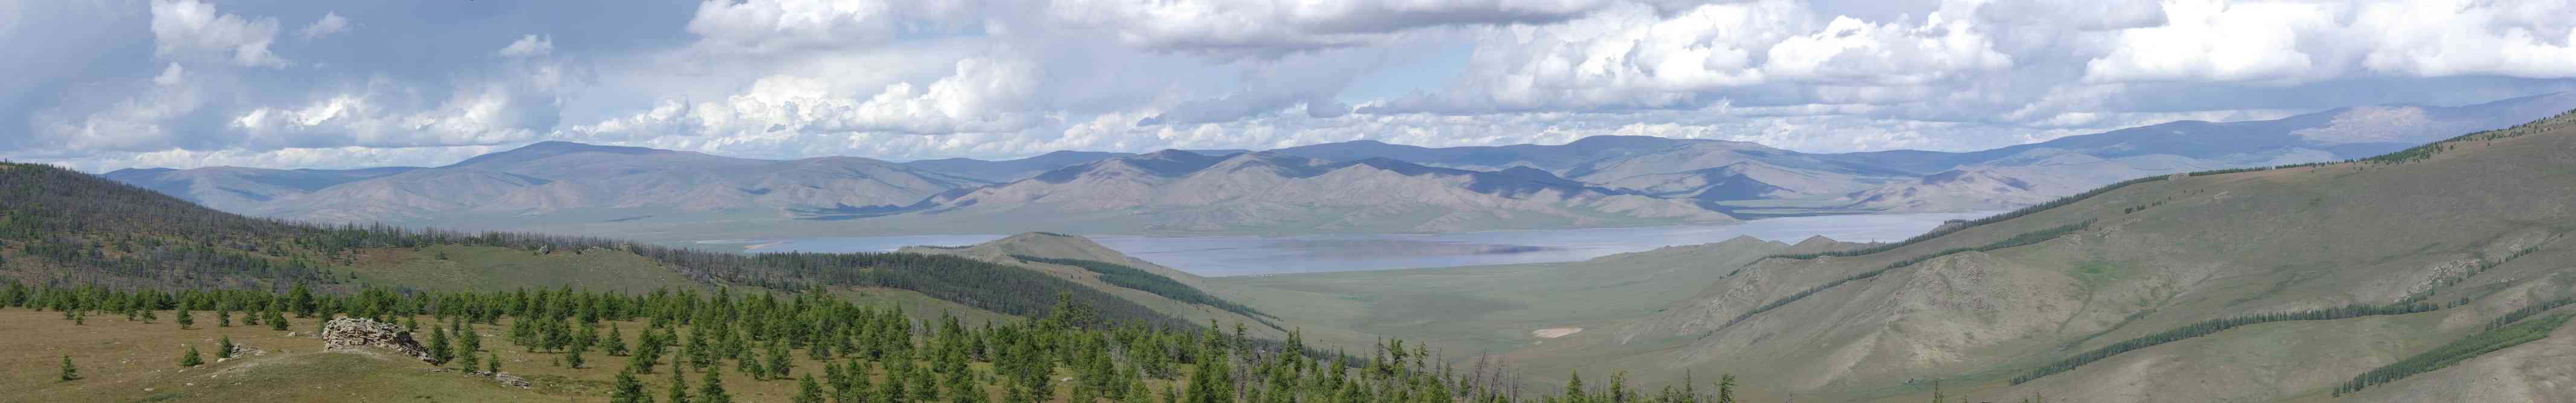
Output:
[
  {"xmin": 1213, "ymin": 105, "xmax": 2576, "ymax": 402},
  {"xmin": 103, "ymin": 91, "xmax": 2576, "ymax": 237}
]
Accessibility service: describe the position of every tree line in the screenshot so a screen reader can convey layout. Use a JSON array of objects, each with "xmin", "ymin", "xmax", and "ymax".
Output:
[
  {"xmin": 6, "ymin": 280, "xmax": 1786, "ymax": 403},
  {"xmin": 1008, "ymin": 255, "xmax": 1271, "ymax": 323},
  {"xmin": 2012, "ymin": 301, "xmax": 2439, "ymax": 385}
]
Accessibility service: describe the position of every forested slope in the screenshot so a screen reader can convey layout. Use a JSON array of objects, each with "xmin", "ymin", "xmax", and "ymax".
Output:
[{"xmin": 0, "ymin": 162, "xmax": 1180, "ymax": 327}]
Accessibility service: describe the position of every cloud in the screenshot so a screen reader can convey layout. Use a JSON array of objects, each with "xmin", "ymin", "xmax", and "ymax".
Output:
[
  {"xmin": 499, "ymin": 34, "xmax": 554, "ymax": 57},
  {"xmin": 580, "ymin": 57, "xmax": 1043, "ymax": 139},
  {"xmin": 2080, "ymin": 0, "xmax": 2330, "ymax": 83},
  {"xmin": 299, "ymin": 11, "xmax": 349, "ymax": 40},
  {"xmin": 14, "ymin": 0, "xmax": 2576, "ymax": 172},
  {"xmin": 681, "ymin": 0, "xmax": 985, "ymax": 54},
  {"xmin": 1047, "ymin": 0, "xmax": 1617, "ymax": 56},
  {"xmin": 152, "ymin": 63, "xmax": 187, "ymax": 86},
  {"xmin": 149, "ymin": 0, "xmax": 288, "ymax": 67},
  {"xmin": 2349, "ymin": 0, "xmax": 2576, "ymax": 78}
]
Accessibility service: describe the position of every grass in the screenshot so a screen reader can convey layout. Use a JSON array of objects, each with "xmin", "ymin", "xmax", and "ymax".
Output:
[
  {"xmin": 2335, "ymin": 313, "xmax": 2572, "ymax": 395},
  {"xmin": 0, "ymin": 309, "xmax": 1151, "ymax": 402}
]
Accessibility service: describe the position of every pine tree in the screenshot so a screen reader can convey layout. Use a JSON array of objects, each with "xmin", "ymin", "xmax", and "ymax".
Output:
[
  {"xmin": 216, "ymin": 308, "xmax": 231, "ymax": 327},
  {"xmin": 430, "ymin": 328, "xmax": 455, "ymax": 365},
  {"xmin": 611, "ymin": 368, "xmax": 652, "ymax": 403},
  {"xmin": 180, "ymin": 346, "xmax": 204, "ymax": 367},
  {"xmin": 948, "ymin": 367, "xmax": 988, "ymax": 403},
  {"xmin": 667, "ymin": 364, "xmax": 692, "ymax": 403},
  {"xmin": 1562, "ymin": 371, "xmax": 1585, "ymax": 402},
  {"xmin": 176, "ymin": 308, "xmax": 194, "ymax": 329},
  {"xmin": 487, "ymin": 352, "xmax": 503, "ymax": 373},
  {"xmin": 795, "ymin": 375, "xmax": 828, "ymax": 403},
  {"xmin": 268, "ymin": 309, "xmax": 289, "ymax": 331},
  {"xmin": 695, "ymin": 369, "xmax": 732, "ymax": 403},
  {"xmin": 140, "ymin": 308, "xmax": 157, "ymax": 323},
  {"xmin": 569, "ymin": 344, "xmax": 589, "ymax": 369},
  {"xmin": 59, "ymin": 355, "xmax": 78, "ymax": 381},
  {"xmin": 1715, "ymin": 373, "xmax": 1736, "ymax": 403},
  {"xmin": 607, "ymin": 325, "xmax": 631, "ymax": 356},
  {"xmin": 218, "ymin": 336, "xmax": 236, "ymax": 359},
  {"xmin": 459, "ymin": 347, "xmax": 481, "ymax": 372},
  {"xmin": 767, "ymin": 339, "xmax": 795, "ymax": 378},
  {"xmin": 459, "ymin": 323, "xmax": 483, "ymax": 353}
]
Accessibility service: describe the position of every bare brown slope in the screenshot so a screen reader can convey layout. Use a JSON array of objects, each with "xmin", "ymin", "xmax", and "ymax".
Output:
[{"xmin": 1555, "ymin": 110, "xmax": 2576, "ymax": 402}]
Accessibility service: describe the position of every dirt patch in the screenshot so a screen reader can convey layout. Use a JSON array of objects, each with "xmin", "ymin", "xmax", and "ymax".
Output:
[{"xmin": 1533, "ymin": 327, "xmax": 1582, "ymax": 338}]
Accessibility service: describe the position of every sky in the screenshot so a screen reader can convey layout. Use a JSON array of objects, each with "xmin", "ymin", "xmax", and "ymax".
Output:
[{"xmin": 5, "ymin": 0, "xmax": 2574, "ymax": 172}]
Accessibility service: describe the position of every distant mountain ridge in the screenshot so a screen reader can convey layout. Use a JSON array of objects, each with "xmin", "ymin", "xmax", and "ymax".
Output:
[
  {"xmin": 100, "ymin": 92, "xmax": 2576, "ymax": 236},
  {"xmin": 872, "ymin": 150, "xmax": 1733, "ymax": 233}
]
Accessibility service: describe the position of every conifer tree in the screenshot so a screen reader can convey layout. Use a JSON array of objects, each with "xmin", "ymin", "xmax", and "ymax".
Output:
[
  {"xmin": 216, "ymin": 307, "xmax": 231, "ymax": 327},
  {"xmin": 611, "ymin": 369, "xmax": 652, "ymax": 403},
  {"xmin": 841, "ymin": 361, "xmax": 876, "ymax": 403},
  {"xmin": 569, "ymin": 344, "xmax": 589, "ymax": 369},
  {"xmin": 140, "ymin": 307, "xmax": 157, "ymax": 323},
  {"xmin": 487, "ymin": 352, "xmax": 503, "ymax": 373},
  {"xmin": 59, "ymin": 355, "xmax": 78, "ymax": 381},
  {"xmin": 768, "ymin": 339, "xmax": 795, "ymax": 378},
  {"xmin": 218, "ymin": 336, "xmax": 235, "ymax": 359},
  {"xmin": 607, "ymin": 325, "xmax": 630, "ymax": 356},
  {"xmin": 1715, "ymin": 373, "xmax": 1736, "ymax": 403},
  {"xmin": 1563, "ymin": 371, "xmax": 1584, "ymax": 402},
  {"xmin": 180, "ymin": 346, "xmax": 203, "ymax": 367},
  {"xmin": 736, "ymin": 349, "xmax": 762, "ymax": 379},
  {"xmin": 794, "ymin": 375, "xmax": 827, "ymax": 403},
  {"xmin": 695, "ymin": 369, "xmax": 732, "ymax": 403},
  {"xmin": 948, "ymin": 367, "xmax": 988, "ymax": 403},
  {"xmin": 460, "ymin": 323, "xmax": 483, "ymax": 353},
  {"xmin": 268, "ymin": 309, "xmax": 289, "ymax": 331},
  {"xmin": 667, "ymin": 364, "xmax": 691, "ymax": 403},
  {"xmin": 459, "ymin": 347, "xmax": 481, "ymax": 372},
  {"xmin": 430, "ymin": 328, "xmax": 455, "ymax": 365}
]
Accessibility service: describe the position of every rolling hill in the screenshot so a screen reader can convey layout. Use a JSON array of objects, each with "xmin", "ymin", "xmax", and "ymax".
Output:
[
  {"xmin": 0, "ymin": 160, "xmax": 1269, "ymax": 329},
  {"xmin": 865, "ymin": 150, "xmax": 1736, "ymax": 234},
  {"xmin": 97, "ymin": 93, "xmax": 2576, "ymax": 237},
  {"xmin": 1222, "ymin": 106, "xmax": 2576, "ymax": 402}
]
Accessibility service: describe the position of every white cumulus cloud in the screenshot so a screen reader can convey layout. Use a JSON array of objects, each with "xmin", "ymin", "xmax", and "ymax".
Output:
[{"xmin": 149, "ymin": 0, "xmax": 288, "ymax": 68}]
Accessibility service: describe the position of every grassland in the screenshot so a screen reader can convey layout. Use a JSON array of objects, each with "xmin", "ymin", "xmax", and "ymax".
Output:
[{"xmin": 1, "ymin": 309, "xmax": 1102, "ymax": 402}]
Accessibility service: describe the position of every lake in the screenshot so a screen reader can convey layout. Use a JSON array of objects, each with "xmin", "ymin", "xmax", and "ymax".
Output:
[{"xmin": 701, "ymin": 212, "xmax": 1995, "ymax": 277}]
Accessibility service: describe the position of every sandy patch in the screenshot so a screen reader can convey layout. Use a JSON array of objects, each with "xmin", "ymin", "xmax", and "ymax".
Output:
[{"xmin": 1532, "ymin": 327, "xmax": 1582, "ymax": 338}]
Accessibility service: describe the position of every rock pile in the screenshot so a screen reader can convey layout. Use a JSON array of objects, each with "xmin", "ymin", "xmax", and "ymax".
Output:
[
  {"xmin": 491, "ymin": 372, "xmax": 530, "ymax": 388},
  {"xmin": 320, "ymin": 317, "xmax": 443, "ymax": 365}
]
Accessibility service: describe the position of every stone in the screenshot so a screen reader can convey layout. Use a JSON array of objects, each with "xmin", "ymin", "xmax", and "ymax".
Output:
[
  {"xmin": 320, "ymin": 317, "xmax": 442, "ymax": 365},
  {"xmin": 491, "ymin": 372, "xmax": 531, "ymax": 389}
]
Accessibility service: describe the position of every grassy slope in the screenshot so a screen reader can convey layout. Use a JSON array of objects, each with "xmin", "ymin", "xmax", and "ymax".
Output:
[
  {"xmin": 1206, "ymin": 110, "xmax": 2576, "ymax": 402},
  {"xmin": 1570, "ymin": 111, "xmax": 2576, "ymax": 402},
  {"xmin": 897, "ymin": 234, "xmax": 1287, "ymax": 340},
  {"xmin": 0, "ymin": 309, "xmax": 1112, "ymax": 402},
  {"xmin": 1215, "ymin": 236, "xmax": 1818, "ymax": 366}
]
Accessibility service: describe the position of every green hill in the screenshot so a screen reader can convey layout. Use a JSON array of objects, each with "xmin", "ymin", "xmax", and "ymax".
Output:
[
  {"xmin": 0, "ymin": 161, "xmax": 1180, "ymax": 329},
  {"xmin": 1218, "ymin": 108, "xmax": 2576, "ymax": 402}
]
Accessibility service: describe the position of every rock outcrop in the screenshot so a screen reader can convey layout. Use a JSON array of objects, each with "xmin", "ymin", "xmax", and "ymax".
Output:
[{"xmin": 321, "ymin": 317, "xmax": 442, "ymax": 365}]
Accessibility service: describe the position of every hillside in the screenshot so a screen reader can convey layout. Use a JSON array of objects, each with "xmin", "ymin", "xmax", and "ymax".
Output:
[
  {"xmin": 126, "ymin": 142, "xmax": 989, "ymax": 228},
  {"xmin": 0, "ymin": 161, "xmax": 1193, "ymax": 328},
  {"xmin": 1490, "ymin": 108, "xmax": 2576, "ymax": 401},
  {"xmin": 856, "ymin": 151, "xmax": 1736, "ymax": 234},
  {"xmin": 895, "ymin": 233, "xmax": 1283, "ymax": 336},
  {"xmin": 103, "ymin": 93, "xmax": 2576, "ymax": 238}
]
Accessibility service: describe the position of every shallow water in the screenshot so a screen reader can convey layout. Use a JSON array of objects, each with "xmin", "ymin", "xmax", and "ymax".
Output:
[{"xmin": 706, "ymin": 212, "xmax": 1994, "ymax": 277}]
